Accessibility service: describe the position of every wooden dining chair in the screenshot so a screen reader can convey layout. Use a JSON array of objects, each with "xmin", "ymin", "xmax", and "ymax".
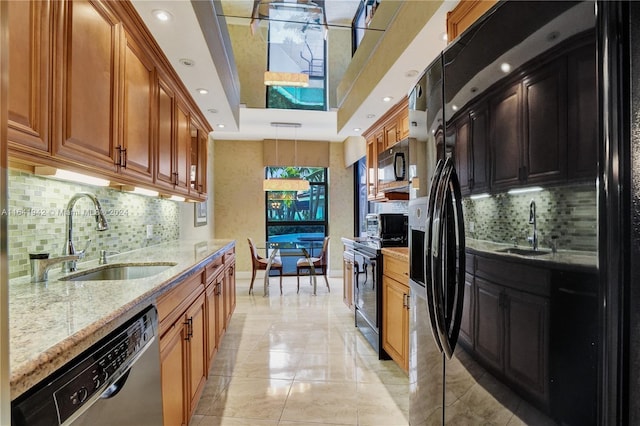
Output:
[
  {"xmin": 248, "ymin": 238, "xmax": 283, "ymax": 294},
  {"xmin": 296, "ymin": 236, "xmax": 330, "ymax": 293}
]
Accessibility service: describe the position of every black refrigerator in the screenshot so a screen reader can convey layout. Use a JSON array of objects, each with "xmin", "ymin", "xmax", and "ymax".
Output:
[{"xmin": 407, "ymin": 1, "xmax": 618, "ymax": 424}]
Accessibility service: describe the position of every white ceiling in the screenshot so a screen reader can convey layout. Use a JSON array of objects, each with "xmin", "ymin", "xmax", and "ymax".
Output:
[{"xmin": 130, "ymin": 0, "xmax": 454, "ymax": 142}]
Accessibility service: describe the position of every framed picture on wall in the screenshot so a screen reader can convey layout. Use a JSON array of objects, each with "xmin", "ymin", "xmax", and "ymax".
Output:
[{"xmin": 194, "ymin": 201, "xmax": 207, "ymax": 227}]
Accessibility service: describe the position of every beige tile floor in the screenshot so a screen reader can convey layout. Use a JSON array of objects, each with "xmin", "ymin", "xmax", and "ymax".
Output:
[{"xmin": 191, "ymin": 276, "xmax": 410, "ymax": 426}]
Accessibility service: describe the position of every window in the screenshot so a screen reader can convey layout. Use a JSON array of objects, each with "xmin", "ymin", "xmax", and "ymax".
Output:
[
  {"xmin": 266, "ymin": 4, "xmax": 327, "ymax": 111},
  {"xmin": 265, "ymin": 167, "xmax": 328, "ymax": 273}
]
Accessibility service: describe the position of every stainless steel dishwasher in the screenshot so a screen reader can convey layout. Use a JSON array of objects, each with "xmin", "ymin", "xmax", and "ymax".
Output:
[{"xmin": 11, "ymin": 305, "xmax": 163, "ymax": 426}]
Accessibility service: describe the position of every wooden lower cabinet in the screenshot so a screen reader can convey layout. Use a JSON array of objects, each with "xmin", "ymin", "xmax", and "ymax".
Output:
[
  {"xmin": 473, "ymin": 255, "xmax": 550, "ymax": 409},
  {"xmin": 381, "ymin": 251, "xmax": 410, "ymax": 372},
  {"xmin": 159, "ymin": 248, "xmax": 236, "ymax": 425},
  {"xmin": 382, "ymin": 275, "xmax": 409, "ymax": 372},
  {"xmin": 342, "ymin": 250, "xmax": 354, "ymax": 310},
  {"xmin": 160, "ymin": 315, "xmax": 188, "ymax": 426}
]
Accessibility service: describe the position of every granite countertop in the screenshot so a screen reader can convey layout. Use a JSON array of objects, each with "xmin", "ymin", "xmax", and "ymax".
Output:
[
  {"xmin": 381, "ymin": 247, "xmax": 409, "ymax": 261},
  {"xmin": 9, "ymin": 239, "xmax": 235, "ymax": 400},
  {"xmin": 466, "ymin": 238, "xmax": 597, "ymax": 272}
]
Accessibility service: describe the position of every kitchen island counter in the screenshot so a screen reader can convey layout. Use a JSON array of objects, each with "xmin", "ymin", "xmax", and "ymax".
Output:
[{"xmin": 9, "ymin": 239, "xmax": 235, "ymax": 400}]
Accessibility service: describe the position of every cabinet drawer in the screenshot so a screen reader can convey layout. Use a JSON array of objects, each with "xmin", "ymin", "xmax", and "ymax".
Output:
[
  {"xmin": 383, "ymin": 255, "xmax": 409, "ymax": 284},
  {"xmin": 157, "ymin": 271, "xmax": 205, "ymax": 335},
  {"xmin": 224, "ymin": 251, "xmax": 236, "ymax": 266},
  {"xmin": 475, "ymin": 255, "xmax": 550, "ymax": 297},
  {"xmin": 205, "ymin": 257, "xmax": 224, "ymax": 285}
]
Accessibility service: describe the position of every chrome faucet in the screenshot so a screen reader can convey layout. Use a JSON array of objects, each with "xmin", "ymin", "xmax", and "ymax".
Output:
[
  {"xmin": 527, "ymin": 199, "xmax": 538, "ymax": 251},
  {"xmin": 30, "ymin": 253, "xmax": 81, "ymax": 283},
  {"xmin": 62, "ymin": 193, "xmax": 109, "ymax": 272}
]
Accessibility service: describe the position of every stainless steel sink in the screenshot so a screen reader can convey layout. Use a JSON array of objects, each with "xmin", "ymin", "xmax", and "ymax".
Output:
[
  {"xmin": 59, "ymin": 262, "xmax": 177, "ymax": 281},
  {"xmin": 496, "ymin": 247, "xmax": 551, "ymax": 256}
]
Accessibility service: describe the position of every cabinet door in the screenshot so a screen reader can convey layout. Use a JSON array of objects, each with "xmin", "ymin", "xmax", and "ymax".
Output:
[
  {"xmin": 522, "ymin": 59, "xmax": 567, "ymax": 185},
  {"xmin": 567, "ymin": 42, "xmax": 597, "ymax": 181},
  {"xmin": 504, "ymin": 288, "xmax": 549, "ymax": 405},
  {"xmin": 366, "ymin": 136, "xmax": 378, "ymax": 199},
  {"xmin": 400, "ymin": 109, "xmax": 410, "ymax": 140},
  {"xmin": 459, "ymin": 272, "xmax": 474, "ymax": 348},
  {"xmin": 453, "ymin": 115, "xmax": 471, "ymax": 195},
  {"xmin": 120, "ymin": 30, "xmax": 154, "ymax": 182},
  {"xmin": 54, "ymin": 0, "xmax": 120, "ymax": 169},
  {"xmin": 224, "ymin": 263, "xmax": 236, "ymax": 323},
  {"xmin": 160, "ymin": 319, "xmax": 187, "ymax": 426},
  {"xmin": 215, "ymin": 278, "xmax": 226, "ymax": 343},
  {"xmin": 7, "ymin": 0, "xmax": 51, "ymax": 153},
  {"xmin": 490, "ymin": 83, "xmax": 522, "ymax": 191},
  {"xmin": 175, "ymin": 101, "xmax": 191, "ymax": 194},
  {"xmin": 343, "ymin": 255, "xmax": 354, "ymax": 309},
  {"xmin": 205, "ymin": 281, "xmax": 218, "ymax": 370},
  {"xmin": 385, "ymin": 121, "xmax": 399, "ymax": 150},
  {"xmin": 186, "ymin": 293, "xmax": 207, "ymax": 417},
  {"xmin": 474, "ymin": 278, "xmax": 503, "ymax": 372},
  {"xmin": 190, "ymin": 126, "xmax": 208, "ymax": 198},
  {"xmin": 382, "ymin": 275, "xmax": 409, "ymax": 372},
  {"xmin": 156, "ymin": 77, "xmax": 176, "ymax": 188},
  {"xmin": 469, "ymin": 104, "xmax": 489, "ymax": 193}
]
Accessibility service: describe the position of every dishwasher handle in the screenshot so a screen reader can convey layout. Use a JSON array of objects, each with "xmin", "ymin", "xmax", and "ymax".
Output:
[{"xmin": 99, "ymin": 370, "xmax": 130, "ymax": 400}]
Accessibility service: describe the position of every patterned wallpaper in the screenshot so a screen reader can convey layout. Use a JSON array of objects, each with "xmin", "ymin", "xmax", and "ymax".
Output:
[
  {"xmin": 463, "ymin": 182, "xmax": 597, "ymax": 252},
  {"xmin": 6, "ymin": 170, "xmax": 180, "ymax": 279}
]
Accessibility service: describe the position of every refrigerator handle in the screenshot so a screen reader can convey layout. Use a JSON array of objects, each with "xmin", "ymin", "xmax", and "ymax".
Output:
[
  {"xmin": 425, "ymin": 159, "xmax": 446, "ymax": 354},
  {"xmin": 431, "ymin": 158, "xmax": 466, "ymax": 360}
]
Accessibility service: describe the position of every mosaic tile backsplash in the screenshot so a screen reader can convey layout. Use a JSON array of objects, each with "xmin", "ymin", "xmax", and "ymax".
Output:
[
  {"xmin": 6, "ymin": 170, "xmax": 180, "ymax": 279},
  {"xmin": 463, "ymin": 182, "xmax": 597, "ymax": 252}
]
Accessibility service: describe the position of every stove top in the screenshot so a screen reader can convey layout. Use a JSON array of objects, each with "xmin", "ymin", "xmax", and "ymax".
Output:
[{"xmin": 354, "ymin": 237, "xmax": 407, "ymax": 253}]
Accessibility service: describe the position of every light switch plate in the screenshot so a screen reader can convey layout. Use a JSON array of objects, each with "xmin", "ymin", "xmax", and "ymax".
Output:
[{"xmin": 146, "ymin": 224, "xmax": 153, "ymax": 239}]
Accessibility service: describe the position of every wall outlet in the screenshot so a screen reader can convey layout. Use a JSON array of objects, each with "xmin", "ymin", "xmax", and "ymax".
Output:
[
  {"xmin": 146, "ymin": 224, "xmax": 153, "ymax": 239},
  {"xmin": 469, "ymin": 221, "xmax": 475, "ymax": 233}
]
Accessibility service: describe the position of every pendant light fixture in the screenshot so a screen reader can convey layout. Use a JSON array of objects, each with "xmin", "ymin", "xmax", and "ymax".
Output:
[{"xmin": 263, "ymin": 122, "xmax": 310, "ymax": 192}]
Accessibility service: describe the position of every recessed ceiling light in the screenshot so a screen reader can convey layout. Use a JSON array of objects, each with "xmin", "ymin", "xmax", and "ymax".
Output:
[
  {"xmin": 470, "ymin": 87, "xmax": 479, "ymax": 93},
  {"xmin": 500, "ymin": 62, "xmax": 511, "ymax": 73},
  {"xmin": 179, "ymin": 58, "xmax": 195, "ymax": 67},
  {"xmin": 354, "ymin": 128, "xmax": 361, "ymax": 132},
  {"xmin": 452, "ymin": 105, "xmax": 459, "ymax": 111},
  {"xmin": 217, "ymin": 124, "xmax": 225, "ymax": 129},
  {"xmin": 152, "ymin": 9, "xmax": 172, "ymax": 22},
  {"xmin": 441, "ymin": 32, "xmax": 448, "ymax": 42},
  {"xmin": 207, "ymin": 108, "xmax": 218, "ymax": 114},
  {"xmin": 196, "ymin": 88, "xmax": 209, "ymax": 95},
  {"xmin": 366, "ymin": 114, "xmax": 376, "ymax": 119},
  {"xmin": 405, "ymin": 69, "xmax": 419, "ymax": 78},
  {"xmin": 382, "ymin": 96, "xmax": 393, "ymax": 102}
]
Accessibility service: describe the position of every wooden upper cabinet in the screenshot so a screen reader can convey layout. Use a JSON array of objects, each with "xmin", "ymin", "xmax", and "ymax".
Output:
[
  {"xmin": 54, "ymin": 0, "xmax": 120, "ymax": 170},
  {"xmin": 156, "ymin": 76, "xmax": 176, "ymax": 189},
  {"xmin": 522, "ymin": 59, "xmax": 568, "ymax": 185},
  {"xmin": 119, "ymin": 29, "xmax": 155, "ymax": 182},
  {"xmin": 446, "ymin": 0, "xmax": 497, "ymax": 42},
  {"xmin": 384, "ymin": 120, "xmax": 399, "ymax": 150},
  {"xmin": 469, "ymin": 103, "xmax": 489, "ymax": 193},
  {"xmin": 567, "ymin": 41, "xmax": 597, "ymax": 181},
  {"xmin": 175, "ymin": 101, "xmax": 191, "ymax": 194},
  {"xmin": 452, "ymin": 115, "xmax": 471, "ymax": 195},
  {"xmin": 490, "ymin": 83, "xmax": 522, "ymax": 191},
  {"xmin": 7, "ymin": 0, "xmax": 51, "ymax": 155},
  {"xmin": 190, "ymin": 124, "xmax": 208, "ymax": 198},
  {"xmin": 399, "ymin": 108, "xmax": 410, "ymax": 140}
]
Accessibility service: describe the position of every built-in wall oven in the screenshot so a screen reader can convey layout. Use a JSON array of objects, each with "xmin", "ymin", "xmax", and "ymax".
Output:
[{"xmin": 12, "ymin": 305, "xmax": 163, "ymax": 426}]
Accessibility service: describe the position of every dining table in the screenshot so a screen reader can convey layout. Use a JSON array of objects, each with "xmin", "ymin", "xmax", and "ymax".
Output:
[{"xmin": 252, "ymin": 239, "xmax": 324, "ymax": 296}]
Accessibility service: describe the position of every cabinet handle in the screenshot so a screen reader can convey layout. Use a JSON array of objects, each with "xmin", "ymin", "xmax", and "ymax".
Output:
[
  {"xmin": 114, "ymin": 146, "xmax": 123, "ymax": 167},
  {"xmin": 121, "ymin": 148, "xmax": 127, "ymax": 168},
  {"xmin": 173, "ymin": 172, "xmax": 179, "ymax": 185},
  {"xmin": 183, "ymin": 317, "xmax": 193, "ymax": 341},
  {"xmin": 404, "ymin": 294, "xmax": 410, "ymax": 309}
]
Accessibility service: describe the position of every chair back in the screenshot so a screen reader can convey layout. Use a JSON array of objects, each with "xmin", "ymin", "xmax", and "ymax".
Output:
[
  {"xmin": 247, "ymin": 238, "xmax": 260, "ymax": 265},
  {"xmin": 317, "ymin": 236, "xmax": 330, "ymax": 265}
]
